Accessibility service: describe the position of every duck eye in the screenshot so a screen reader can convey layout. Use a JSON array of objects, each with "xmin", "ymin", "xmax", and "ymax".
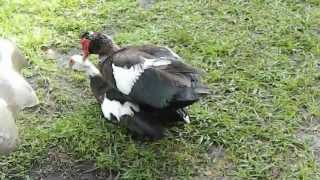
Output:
[
  {"xmin": 87, "ymin": 32, "xmax": 97, "ymax": 40},
  {"xmin": 81, "ymin": 31, "xmax": 96, "ymax": 40}
]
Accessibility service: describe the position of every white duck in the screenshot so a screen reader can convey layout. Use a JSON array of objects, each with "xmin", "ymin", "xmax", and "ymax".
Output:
[
  {"xmin": 0, "ymin": 39, "xmax": 27, "ymax": 71},
  {"xmin": 0, "ymin": 99, "xmax": 19, "ymax": 155},
  {"xmin": 0, "ymin": 39, "xmax": 39, "ymax": 155},
  {"xmin": 0, "ymin": 39, "xmax": 38, "ymax": 111}
]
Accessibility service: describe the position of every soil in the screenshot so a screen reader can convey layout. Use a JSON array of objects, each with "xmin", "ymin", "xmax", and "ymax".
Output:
[
  {"xmin": 194, "ymin": 145, "xmax": 235, "ymax": 180},
  {"xmin": 296, "ymin": 117, "xmax": 320, "ymax": 164},
  {"xmin": 30, "ymin": 148, "xmax": 119, "ymax": 180},
  {"xmin": 138, "ymin": 0, "xmax": 155, "ymax": 9}
]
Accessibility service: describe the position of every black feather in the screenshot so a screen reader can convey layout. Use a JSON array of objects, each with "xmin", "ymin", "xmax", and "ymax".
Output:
[{"xmin": 119, "ymin": 114, "xmax": 165, "ymax": 139}]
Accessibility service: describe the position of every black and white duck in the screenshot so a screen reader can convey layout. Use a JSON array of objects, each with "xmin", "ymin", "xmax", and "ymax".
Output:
[
  {"xmin": 80, "ymin": 32, "xmax": 209, "ymax": 113},
  {"xmin": 69, "ymin": 55, "xmax": 190, "ymax": 138},
  {"xmin": 69, "ymin": 32, "xmax": 209, "ymax": 138}
]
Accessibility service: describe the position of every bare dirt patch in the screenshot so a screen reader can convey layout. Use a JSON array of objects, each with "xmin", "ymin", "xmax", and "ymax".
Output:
[
  {"xmin": 194, "ymin": 145, "xmax": 235, "ymax": 180},
  {"xmin": 30, "ymin": 148, "xmax": 119, "ymax": 180},
  {"xmin": 296, "ymin": 117, "xmax": 320, "ymax": 164},
  {"xmin": 138, "ymin": 0, "xmax": 155, "ymax": 9}
]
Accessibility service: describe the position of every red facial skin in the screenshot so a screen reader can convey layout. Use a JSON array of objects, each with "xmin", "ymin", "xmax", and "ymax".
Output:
[{"xmin": 80, "ymin": 38, "xmax": 90, "ymax": 61}]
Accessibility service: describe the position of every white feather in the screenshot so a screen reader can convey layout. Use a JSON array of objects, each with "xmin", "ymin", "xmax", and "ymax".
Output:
[
  {"xmin": 0, "ymin": 39, "xmax": 28, "ymax": 71},
  {"xmin": 70, "ymin": 54, "xmax": 100, "ymax": 77},
  {"xmin": 0, "ymin": 67, "xmax": 39, "ymax": 111},
  {"xmin": 112, "ymin": 64, "xmax": 144, "ymax": 95},
  {"xmin": 0, "ymin": 40, "xmax": 39, "ymax": 111},
  {"xmin": 0, "ymin": 39, "xmax": 15, "ymax": 68},
  {"xmin": 0, "ymin": 98, "xmax": 19, "ymax": 155},
  {"xmin": 184, "ymin": 115, "xmax": 190, "ymax": 124},
  {"xmin": 101, "ymin": 96, "xmax": 139, "ymax": 121},
  {"xmin": 112, "ymin": 58, "xmax": 171, "ymax": 95},
  {"xmin": 165, "ymin": 47, "xmax": 181, "ymax": 60},
  {"xmin": 0, "ymin": 98, "xmax": 7, "ymax": 107}
]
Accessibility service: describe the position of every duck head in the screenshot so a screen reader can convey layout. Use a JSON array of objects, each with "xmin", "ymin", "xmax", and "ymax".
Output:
[
  {"xmin": 68, "ymin": 54, "xmax": 91, "ymax": 70},
  {"xmin": 80, "ymin": 32, "xmax": 118, "ymax": 61},
  {"xmin": 69, "ymin": 54, "xmax": 100, "ymax": 77}
]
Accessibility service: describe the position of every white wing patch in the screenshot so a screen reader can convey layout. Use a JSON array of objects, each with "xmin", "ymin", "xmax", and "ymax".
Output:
[
  {"xmin": 112, "ymin": 64, "xmax": 144, "ymax": 95},
  {"xmin": 101, "ymin": 96, "xmax": 140, "ymax": 121},
  {"xmin": 184, "ymin": 114, "xmax": 190, "ymax": 124},
  {"xmin": 112, "ymin": 58, "xmax": 171, "ymax": 95},
  {"xmin": 165, "ymin": 47, "xmax": 181, "ymax": 60}
]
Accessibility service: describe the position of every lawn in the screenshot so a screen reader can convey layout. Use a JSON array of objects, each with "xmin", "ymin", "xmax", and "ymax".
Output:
[{"xmin": 1, "ymin": 0, "xmax": 320, "ymax": 179}]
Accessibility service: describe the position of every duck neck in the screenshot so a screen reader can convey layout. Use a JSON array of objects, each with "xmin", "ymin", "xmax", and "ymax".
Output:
[
  {"xmin": 98, "ymin": 43, "xmax": 120, "ymax": 60},
  {"xmin": 0, "ymin": 41, "xmax": 14, "ymax": 68}
]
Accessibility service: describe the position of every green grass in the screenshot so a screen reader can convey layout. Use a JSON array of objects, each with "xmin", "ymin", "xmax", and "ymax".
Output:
[{"xmin": 1, "ymin": 0, "xmax": 320, "ymax": 179}]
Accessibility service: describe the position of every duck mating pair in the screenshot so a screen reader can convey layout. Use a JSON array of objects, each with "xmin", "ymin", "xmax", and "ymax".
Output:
[
  {"xmin": 69, "ymin": 32, "xmax": 209, "ymax": 139},
  {"xmin": 0, "ymin": 39, "xmax": 38, "ymax": 155}
]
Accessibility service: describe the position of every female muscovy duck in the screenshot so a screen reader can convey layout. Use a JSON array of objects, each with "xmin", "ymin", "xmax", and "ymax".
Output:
[
  {"xmin": 69, "ymin": 55, "xmax": 189, "ymax": 138},
  {"xmin": 0, "ymin": 39, "xmax": 39, "ymax": 111},
  {"xmin": 0, "ymin": 39, "xmax": 27, "ymax": 71},
  {"xmin": 0, "ymin": 98, "xmax": 18, "ymax": 155},
  {"xmin": 80, "ymin": 32, "xmax": 209, "ymax": 112},
  {"xmin": 0, "ymin": 39, "xmax": 38, "ymax": 154}
]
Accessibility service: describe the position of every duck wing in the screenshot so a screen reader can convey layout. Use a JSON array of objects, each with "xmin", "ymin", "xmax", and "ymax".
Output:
[
  {"xmin": 133, "ymin": 45, "xmax": 182, "ymax": 61},
  {"xmin": 105, "ymin": 52, "xmax": 209, "ymax": 109},
  {"xmin": 0, "ymin": 68, "xmax": 38, "ymax": 111},
  {"xmin": 0, "ymin": 39, "xmax": 37, "ymax": 111}
]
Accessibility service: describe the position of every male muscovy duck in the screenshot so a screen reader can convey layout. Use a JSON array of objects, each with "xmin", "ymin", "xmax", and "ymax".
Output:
[
  {"xmin": 69, "ymin": 55, "xmax": 188, "ymax": 138},
  {"xmin": 80, "ymin": 32, "xmax": 209, "ymax": 111}
]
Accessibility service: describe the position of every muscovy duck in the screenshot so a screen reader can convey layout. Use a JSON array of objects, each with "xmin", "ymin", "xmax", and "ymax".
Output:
[
  {"xmin": 69, "ymin": 55, "xmax": 189, "ymax": 138},
  {"xmin": 0, "ymin": 98, "xmax": 19, "ymax": 155},
  {"xmin": 80, "ymin": 32, "xmax": 209, "ymax": 112},
  {"xmin": 0, "ymin": 39, "xmax": 39, "ymax": 111},
  {"xmin": 0, "ymin": 39, "xmax": 38, "ymax": 154},
  {"xmin": 0, "ymin": 39, "xmax": 27, "ymax": 71}
]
